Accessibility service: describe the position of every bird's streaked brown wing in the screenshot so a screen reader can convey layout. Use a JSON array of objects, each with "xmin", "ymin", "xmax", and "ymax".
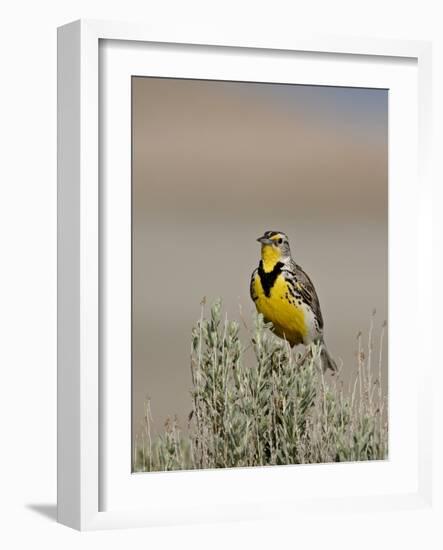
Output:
[
  {"xmin": 250, "ymin": 268, "xmax": 259, "ymax": 302},
  {"xmin": 282, "ymin": 260, "xmax": 324, "ymax": 330}
]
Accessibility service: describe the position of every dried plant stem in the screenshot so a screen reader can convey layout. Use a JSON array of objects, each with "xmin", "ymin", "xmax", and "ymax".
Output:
[{"xmin": 133, "ymin": 300, "xmax": 388, "ymax": 472}]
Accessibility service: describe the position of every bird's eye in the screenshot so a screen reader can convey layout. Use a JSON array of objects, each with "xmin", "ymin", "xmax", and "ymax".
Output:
[{"xmin": 277, "ymin": 238, "xmax": 283, "ymax": 245}]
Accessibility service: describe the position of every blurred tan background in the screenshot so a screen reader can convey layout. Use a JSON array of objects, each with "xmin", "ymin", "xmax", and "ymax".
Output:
[{"xmin": 132, "ymin": 77, "xmax": 388, "ymax": 440}]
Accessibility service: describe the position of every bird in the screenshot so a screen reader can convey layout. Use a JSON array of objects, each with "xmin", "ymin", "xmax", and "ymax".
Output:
[{"xmin": 250, "ymin": 230, "xmax": 337, "ymax": 372}]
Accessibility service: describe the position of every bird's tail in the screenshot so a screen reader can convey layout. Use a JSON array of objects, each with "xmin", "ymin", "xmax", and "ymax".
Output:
[{"xmin": 320, "ymin": 342, "xmax": 338, "ymax": 373}]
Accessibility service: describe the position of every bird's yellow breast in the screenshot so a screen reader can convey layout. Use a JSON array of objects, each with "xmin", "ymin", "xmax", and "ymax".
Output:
[{"xmin": 253, "ymin": 273, "xmax": 308, "ymax": 346}]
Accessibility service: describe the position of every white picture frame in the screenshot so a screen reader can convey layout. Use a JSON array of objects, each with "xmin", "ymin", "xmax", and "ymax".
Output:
[{"xmin": 57, "ymin": 19, "xmax": 433, "ymax": 531}]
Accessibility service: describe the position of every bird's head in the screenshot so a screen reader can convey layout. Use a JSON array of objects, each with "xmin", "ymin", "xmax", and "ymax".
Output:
[{"xmin": 257, "ymin": 231, "xmax": 292, "ymax": 271}]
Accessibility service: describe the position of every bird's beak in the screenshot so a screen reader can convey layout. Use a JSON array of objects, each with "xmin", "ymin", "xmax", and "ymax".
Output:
[{"xmin": 257, "ymin": 236, "xmax": 273, "ymax": 245}]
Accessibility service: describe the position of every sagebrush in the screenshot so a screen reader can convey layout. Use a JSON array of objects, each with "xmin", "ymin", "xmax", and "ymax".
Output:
[{"xmin": 133, "ymin": 300, "xmax": 387, "ymax": 471}]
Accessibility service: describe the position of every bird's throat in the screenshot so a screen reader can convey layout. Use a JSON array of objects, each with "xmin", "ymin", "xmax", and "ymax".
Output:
[{"xmin": 261, "ymin": 245, "xmax": 282, "ymax": 272}]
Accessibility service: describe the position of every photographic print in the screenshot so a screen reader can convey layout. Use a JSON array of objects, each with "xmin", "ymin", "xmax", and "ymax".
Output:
[{"xmin": 131, "ymin": 77, "xmax": 388, "ymax": 472}]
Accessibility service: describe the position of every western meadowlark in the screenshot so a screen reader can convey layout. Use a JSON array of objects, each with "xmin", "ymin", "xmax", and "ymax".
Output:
[{"xmin": 250, "ymin": 230, "xmax": 337, "ymax": 372}]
